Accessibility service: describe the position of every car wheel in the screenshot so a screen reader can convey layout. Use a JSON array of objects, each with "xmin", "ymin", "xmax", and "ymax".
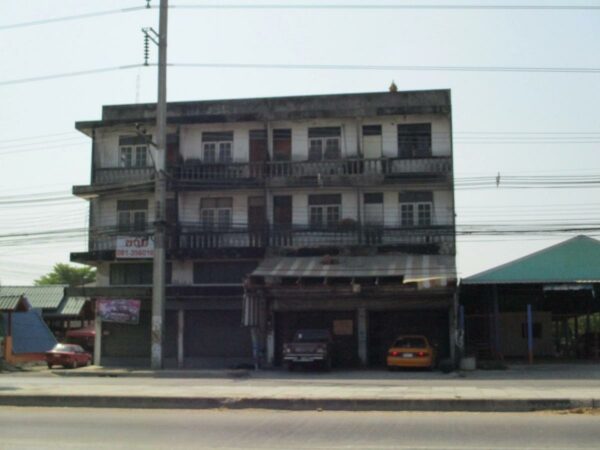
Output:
[
  {"xmin": 47, "ymin": 363, "xmax": 52, "ymax": 369},
  {"xmin": 285, "ymin": 362, "xmax": 294, "ymax": 372},
  {"xmin": 71, "ymin": 360, "xmax": 78, "ymax": 369}
]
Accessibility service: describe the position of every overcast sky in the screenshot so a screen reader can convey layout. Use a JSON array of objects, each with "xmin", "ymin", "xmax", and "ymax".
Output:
[{"xmin": 1, "ymin": 1, "xmax": 599, "ymax": 284}]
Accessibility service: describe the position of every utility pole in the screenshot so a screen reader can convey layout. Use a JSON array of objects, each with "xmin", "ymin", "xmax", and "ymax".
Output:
[{"xmin": 151, "ymin": 0, "xmax": 168, "ymax": 370}]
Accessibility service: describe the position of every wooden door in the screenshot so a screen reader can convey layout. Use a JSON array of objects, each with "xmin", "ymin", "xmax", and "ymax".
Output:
[
  {"xmin": 248, "ymin": 196, "xmax": 266, "ymax": 247},
  {"xmin": 273, "ymin": 195, "xmax": 292, "ymax": 246},
  {"xmin": 272, "ymin": 129, "xmax": 292, "ymax": 176},
  {"xmin": 249, "ymin": 130, "xmax": 268, "ymax": 178}
]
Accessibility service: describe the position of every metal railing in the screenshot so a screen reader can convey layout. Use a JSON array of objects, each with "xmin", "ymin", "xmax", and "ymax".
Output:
[
  {"xmin": 85, "ymin": 224, "xmax": 454, "ymax": 254},
  {"xmin": 172, "ymin": 156, "xmax": 451, "ymax": 183}
]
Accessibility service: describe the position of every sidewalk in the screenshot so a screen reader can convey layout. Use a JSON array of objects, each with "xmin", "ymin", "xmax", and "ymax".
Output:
[{"xmin": 1, "ymin": 363, "xmax": 599, "ymax": 412}]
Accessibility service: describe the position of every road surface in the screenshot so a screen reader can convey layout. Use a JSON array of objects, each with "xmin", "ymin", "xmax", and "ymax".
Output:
[{"xmin": 0, "ymin": 407, "xmax": 598, "ymax": 449}]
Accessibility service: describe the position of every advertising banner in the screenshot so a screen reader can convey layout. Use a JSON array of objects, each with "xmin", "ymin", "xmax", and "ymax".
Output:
[
  {"xmin": 96, "ymin": 299, "xmax": 142, "ymax": 324},
  {"xmin": 116, "ymin": 236, "xmax": 154, "ymax": 258}
]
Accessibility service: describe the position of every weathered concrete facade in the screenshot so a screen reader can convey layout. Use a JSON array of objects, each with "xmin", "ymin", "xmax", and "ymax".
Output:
[{"xmin": 71, "ymin": 90, "xmax": 457, "ymax": 368}]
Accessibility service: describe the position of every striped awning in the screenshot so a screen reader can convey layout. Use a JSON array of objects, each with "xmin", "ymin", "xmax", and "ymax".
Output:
[
  {"xmin": 252, "ymin": 254, "xmax": 456, "ymax": 287},
  {"xmin": 0, "ymin": 295, "xmax": 31, "ymax": 312},
  {"xmin": 57, "ymin": 297, "xmax": 89, "ymax": 316}
]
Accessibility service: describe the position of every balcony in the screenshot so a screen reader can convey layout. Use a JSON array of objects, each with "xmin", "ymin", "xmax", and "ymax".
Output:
[
  {"xmin": 73, "ymin": 167, "xmax": 155, "ymax": 198},
  {"xmin": 94, "ymin": 167, "xmax": 155, "ymax": 185},
  {"xmin": 71, "ymin": 223, "xmax": 455, "ymax": 262},
  {"xmin": 172, "ymin": 156, "xmax": 451, "ymax": 190}
]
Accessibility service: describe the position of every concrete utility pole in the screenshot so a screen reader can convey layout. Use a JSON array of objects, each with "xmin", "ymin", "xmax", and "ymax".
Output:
[{"xmin": 151, "ymin": 0, "xmax": 168, "ymax": 370}]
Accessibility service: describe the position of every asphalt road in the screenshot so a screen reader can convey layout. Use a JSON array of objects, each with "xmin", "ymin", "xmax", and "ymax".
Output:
[{"xmin": 0, "ymin": 407, "xmax": 598, "ymax": 449}]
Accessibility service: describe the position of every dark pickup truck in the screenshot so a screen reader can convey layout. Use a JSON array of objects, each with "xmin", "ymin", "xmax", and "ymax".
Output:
[{"xmin": 282, "ymin": 329, "xmax": 332, "ymax": 370}]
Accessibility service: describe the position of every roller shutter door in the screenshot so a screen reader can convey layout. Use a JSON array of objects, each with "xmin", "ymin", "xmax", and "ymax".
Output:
[{"xmin": 184, "ymin": 310, "xmax": 252, "ymax": 358}]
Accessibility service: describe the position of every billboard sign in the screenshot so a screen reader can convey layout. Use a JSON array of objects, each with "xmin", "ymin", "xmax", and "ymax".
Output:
[
  {"xmin": 116, "ymin": 236, "xmax": 154, "ymax": 258},
  {"xmin": 96, "ymin": 299, "xmax": 142, "ymax": 324}
]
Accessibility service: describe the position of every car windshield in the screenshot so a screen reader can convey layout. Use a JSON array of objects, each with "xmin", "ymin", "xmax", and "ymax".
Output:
[
  {"xmin": 53, "ymin": 344, "xmax": 78, "ymax": 352},
  {"xmin": 394, "ymin": 337, "xmax": 427, "ymax": 348},
  {"xmin": 294, "ymin": 330, "xmax": 330, "ymax": 342}
]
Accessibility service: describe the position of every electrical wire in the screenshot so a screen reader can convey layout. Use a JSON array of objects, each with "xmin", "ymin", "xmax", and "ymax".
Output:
[
  {"xmin": 0, "ymin": 64, "xmax": 144, "ymax": 87},
  {"xmin": 0, "ymin": 6, "xmax": 147, "ymax": 31},
  {"xmin": 170, "ymin": 61, "xmax": 600, "ymax": 74},
  {"xmin": 170, "ymin": 3, "xmax": 600, "ymax": 11}
]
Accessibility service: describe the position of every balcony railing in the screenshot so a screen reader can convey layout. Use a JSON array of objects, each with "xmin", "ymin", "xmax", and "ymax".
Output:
[
  {"xmin": 84, "ymin": 224, "xmax": 455, "ymax": 256},
  {"xmin": 172, "ymin": 156, "xmax": 451, "ymax": 186},
  {"xmin": 94, "ymin": 167, "xmax": 155, "ymax": 185}
]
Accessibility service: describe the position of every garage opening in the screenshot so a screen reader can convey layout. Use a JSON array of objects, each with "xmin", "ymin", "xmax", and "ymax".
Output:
[
  {"xmin": 368, "ymin": 310, "xmax": 449, "ymax": 366},
  {"xmin": 275, "ymin": 311, "xmax": 358, "ymax": 368}
]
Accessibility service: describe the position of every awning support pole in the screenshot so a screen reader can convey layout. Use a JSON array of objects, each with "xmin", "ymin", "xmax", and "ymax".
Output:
[{"xmin": 527, "ymin": 303, "xmax": 533, "ymax": 365}]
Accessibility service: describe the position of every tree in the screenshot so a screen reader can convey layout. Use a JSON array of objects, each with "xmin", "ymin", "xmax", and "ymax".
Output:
[{"xmin": 34, "ymin": 263, "xmax": 96, "ymax": 287}]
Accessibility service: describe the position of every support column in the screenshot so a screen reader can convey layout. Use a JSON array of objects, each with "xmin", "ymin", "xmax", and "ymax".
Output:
[
  {"xmin": 357, "ymin": 308, "xmax": 368, "ymax": 366},
  {"xmin": 527, "ymin": 304, "xmax": 534, "ymax": 364},
  {"xmin": 266, "ymin": 313, "xmax": 275, "ymax": 367},
  {"xmin": 94, "ymin": 318, "xmax": 102, "ymax": 366},
  {"xmin": 449, "ymin": 292, "xmax": 458, "ymax": 363},
  {"xmin": 177, "ymin": 309, "xmax": 184, "ymax": 369},
  {"xmin": 492, "ymin": 285, "xmax": 503, "ymax": 360}
]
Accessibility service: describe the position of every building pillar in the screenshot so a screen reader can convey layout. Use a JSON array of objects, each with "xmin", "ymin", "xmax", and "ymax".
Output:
[
  {"xmin": 449, "ymin": 292, "xmax": 458, "ymax": 363},
  {"xmin": 357, "ymin": 307, "xmax": 368, "ymax": 366},
  {"xmin": 93, "ymin": 318, "xmax": 102, "ymax": 366},
  {"xmin": 266, "ymin": 313, "xmax": 275, "ymax": 367},
  {"xmin": 177, "ymin": 309, "xmax": 184, "ymax": 369}
]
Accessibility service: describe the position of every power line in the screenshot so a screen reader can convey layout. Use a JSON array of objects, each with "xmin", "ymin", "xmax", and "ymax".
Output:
[
  {"xmin": 0, "ymin": 64, "xmax": 144, "ymax": 87},
  {"xmin": 170, "ymin": 61, "xmax": 600, "ymax": 74},
  {"xmin": 0, "ymin": 6, "xmax": 147, "ymax": 31},
  {"xmin": 171, "ymin": 3, "xmax": 600, "ymax": 11}
]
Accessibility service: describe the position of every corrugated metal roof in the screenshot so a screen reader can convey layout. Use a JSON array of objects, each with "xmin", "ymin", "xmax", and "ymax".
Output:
[
  {"xmin": 0, "ymin": 296, "xmax": 23, "ymax": 311},
  {"xmin": 252, "ymin": 254, "xmax": 456, "ymax": 284},
  {"xmin": 462, "ymin": 235, "xmax": 600, "ymax": 285},
  {"xmin": 57, "ymin": 297, "xmax": 89, "ymax": 316},
  {"xmin": 0, "ymin": 285, "xmax": 66, "ymax": 309},
  {"xmin": 2, "ymin": 311, "xmax": 57, "ymax": 354}
]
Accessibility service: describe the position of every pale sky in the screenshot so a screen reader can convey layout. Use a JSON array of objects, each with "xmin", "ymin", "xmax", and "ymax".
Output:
[{"xmin": 1, "ymin": 1, "xmax": 599, "ymax": 284}]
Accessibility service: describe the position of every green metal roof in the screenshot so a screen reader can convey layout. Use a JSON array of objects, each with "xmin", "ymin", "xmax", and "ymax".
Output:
[
  {"xmin": 0, "ymin": 296, "xmax": 23, "ymax": 311},
  {"xmin": 0, "ymin": 286, "xmax": 66, "ymax": 310},
  {"xmin": 57, "ymin": 297, "xmax": 89, "ymax": 316},
  {"xmin": 462, "ymin": 235, "xmax": 600, "ymax": 285}
]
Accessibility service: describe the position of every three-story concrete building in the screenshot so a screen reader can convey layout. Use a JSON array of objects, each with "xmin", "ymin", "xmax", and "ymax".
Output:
[{"xmin": 70, "ymin": 90, "xmax": 457, "ymax": 368}]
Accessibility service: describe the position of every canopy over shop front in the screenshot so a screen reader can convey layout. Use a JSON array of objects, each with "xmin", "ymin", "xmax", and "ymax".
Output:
[
  {"xmin": 460, "ymin": 235, "xmax": 600, "ymax": 361},
  {"xmin": 463, "ymin": 235, "xmax": 600, "ymax": 285}
]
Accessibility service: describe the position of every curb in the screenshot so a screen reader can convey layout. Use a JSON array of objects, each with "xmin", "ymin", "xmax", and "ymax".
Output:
[
  {"xmin": 0, "ymin": 395, "xmax": 597, "ymax": 412},
  {"xmin": 51, "ymin": 369, "xmax": 252, "ymax": 379}
]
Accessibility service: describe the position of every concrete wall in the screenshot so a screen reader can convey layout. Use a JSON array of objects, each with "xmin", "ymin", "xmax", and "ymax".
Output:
[{"xmin": 500, "ymin": 311, "xmax": 554, "ymax": 357}]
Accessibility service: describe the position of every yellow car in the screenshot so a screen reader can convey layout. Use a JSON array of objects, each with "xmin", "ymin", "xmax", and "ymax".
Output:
[{"xmin": 387, "ymin": 335, "xmax": 436, "ymax": 370}]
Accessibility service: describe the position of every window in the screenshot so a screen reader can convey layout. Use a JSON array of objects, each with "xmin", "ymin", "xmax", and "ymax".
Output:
[
  {"xmin": 200, "ymin": 198, "xmax": 233, "ymax": 229},
  {"xmin": 202, "ymin": 131, "xmax": 233, "ymax": 163},
  {"xmin": 119, "ymin": 145, "xmax": 148, "ymax": 168},
  {"xmin": 117, "ymin": 200, "xmax": 148, "ymax": 232},
  {"xmin": 308, "ymin": 194, "xmax": 341, "ymax": 229},
  {"xmin": 193, "ymin": 261, "xmax": 258, "ymax": 284},
  {"xmin": 398, "ymin": 123, "xmax": 432, "ymax": 158},
  {"xmin": 398, "ymin": 192, "xmax": 433, "ymax": 227},
  {"xmin": 308, "ymin": 127, "xmax": 341, "ymax": 161},
  {"xmin": 110, "ymin": 263, "xmax": 172, "ymax": 285},
  {"xmin": 119, "ymin": 136, "xmax": 150, "ymax": 168}
]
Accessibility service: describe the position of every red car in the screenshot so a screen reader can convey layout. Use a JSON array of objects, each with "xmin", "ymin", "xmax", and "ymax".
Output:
[{"xmin": 46, "ymin": 343, "xmax": 92, "ymax": 369}]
